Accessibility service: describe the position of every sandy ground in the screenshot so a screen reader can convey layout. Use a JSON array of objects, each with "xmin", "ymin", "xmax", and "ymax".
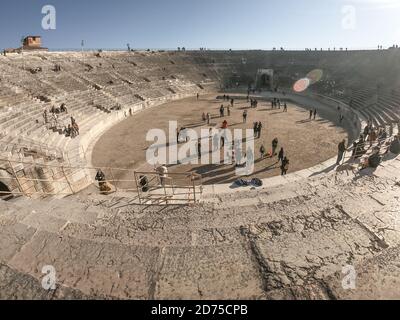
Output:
[{"xmin": 92, "ymin": 93, "xmax": 348, "ymax": 185}]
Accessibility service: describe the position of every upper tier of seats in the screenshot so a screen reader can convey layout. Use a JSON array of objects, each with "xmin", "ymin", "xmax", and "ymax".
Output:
[
  {"xmin": 0, "ymin": 51, "xmax": 222, "ymax": 165},
  {"xmin": 0, "ymin": 49, "xmax": 399, "ymax": 188}
]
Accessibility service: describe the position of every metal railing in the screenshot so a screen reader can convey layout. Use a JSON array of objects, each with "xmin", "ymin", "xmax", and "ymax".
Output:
[
  {"xmin": 134, "ymin": 171, "xmax": 202, "ymax": 204},
  {"xmin": 0, "ymin": 157, "xmax": 203, "ymax": 204}
]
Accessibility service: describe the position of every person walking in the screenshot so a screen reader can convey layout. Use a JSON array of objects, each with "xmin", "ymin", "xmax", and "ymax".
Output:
[
  {"xmin": 260, "ymin": 144, "xmax": 266, "ymax": 159},
  {"xmin": 197, "ymin": 139, "xmax": 202, "ymax": 159},
  {"xmin": 257, "ymin": 122, "xmax": 263, "ymax": 139},
  {"xmin": 336, "ymin": 139, "xmax": 346, "ymax": 165},
  {"xmin": 278, "ymin": 147, "xmax": 284, "ymax": 163},
  {"xmin": 281, "ymin": 157, "xmax": 289, "ymax": 176},
  {"xmin": 272, "ymin": 138, "xmax": 279, "ymax": 156},
  {"xmin": 253, "ymin": 122, "xmax": 258, "ymax": 137}
]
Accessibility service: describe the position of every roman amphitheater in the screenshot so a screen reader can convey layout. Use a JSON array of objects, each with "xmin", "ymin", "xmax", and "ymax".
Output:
[{"xmin": 0, "ymin": 49, "xmax": 399, "ymax": 300}]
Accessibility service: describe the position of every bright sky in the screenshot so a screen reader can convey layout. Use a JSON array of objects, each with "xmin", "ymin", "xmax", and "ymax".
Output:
[{"xmin": 0, "ymin": 0, "xmax": 399, "ymax": 50}]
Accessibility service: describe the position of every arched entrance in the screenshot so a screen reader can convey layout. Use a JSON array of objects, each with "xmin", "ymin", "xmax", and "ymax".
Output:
[
  {"xmin": 260, "ymin": 74, "xmax": 272, "ymax": 88},
  {"xmin": 255, "ymin": 69, "xmax": 274, "ymax": 90}
]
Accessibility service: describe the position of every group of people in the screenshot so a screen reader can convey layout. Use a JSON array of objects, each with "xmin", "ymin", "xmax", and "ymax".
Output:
[
  {"xmin": 253, "ymin": 121, "xmax": 263, "ymax": 139},
  {"xmin": 202, "ymin": 112, "xmax": 212, "ymax": 124},
  {"xmin": 309, "ymin": 109, "xmax": 317, "ymax": 120},
  {"xmin": 338, "ymin": 121, "xmax": 400, "ymax": 169},
  {"xmin": 271, "ymin": 98, "xmax": 282, "ymax": 110},
  {"xmin": 64, "ymin": 116, "xmax": 80, "ymax": 138},
  {"xmin": 362, "ymin": 121, "xmax": 389, "ymax": 146},
  {"xmin": 222, "ymin": 95, "xmax": 234, "ymax": 107},
  {"xmin": 42, "ymin": 103, "xmax": 80, "ymax": 139},
  {"xmin": 250, "ymin": 99, "xmax": 259, "ymax": 108},
  {"xmin": 124, "ymin": 107, "xmax": 133, "ymax": 118},
  {"xmin": 259, "ymin": 137, "xmax": 289, "ymax": 175},
  {"xmin": 95, "ymin": 93, "xmax": 300, "ymax": 195},
  {"xmin": 219, "ymin": 105, "xmax": 231, "ymax": 117},
  {"xmin": 95, "ymin": 169, "xmax": 113, "ymax": 194},
  {"xmin": 50, "ymin": 103, "xmax": 68, "ymax": 115},
  {"xmin": 43, "ymin": 103, "xmax": 68, "ymax": 125}
]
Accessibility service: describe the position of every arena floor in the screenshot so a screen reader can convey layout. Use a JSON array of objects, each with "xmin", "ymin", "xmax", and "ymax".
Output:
[{"xmin": 92, "ymin": 94, "xmax": 348, "ymax": 185}]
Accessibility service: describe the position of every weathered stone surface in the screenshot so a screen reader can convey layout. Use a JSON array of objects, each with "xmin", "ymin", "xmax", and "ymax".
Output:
[
  {"xmin": 0, "ymin": 154, "xmax": 398, "ymax": 299},
  {"xmin": 327, "ymin": 245, "xmax": 400, "ymax": 300},
  {"xmin": 0, "ymin": 263, "xmax": 99, "ymax": 300}
]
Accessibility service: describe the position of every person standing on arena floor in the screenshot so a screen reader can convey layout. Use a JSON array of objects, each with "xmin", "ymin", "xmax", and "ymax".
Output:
[
  {"xmin": 313, "ymin": 109, "xmax": 317, "ymax": 120},
  {"xmin": 243, "ymin": 110, "xmax": 248, "ymax": 123},
  {"xmin": 260, "ymin": 144, "xmax": 266, "ymax": 159},
  {"xmin": 283, "ymin": 102, "xmax": 288, "ymax": 112},
  {"xmin": 281, "ymin": 157, "xmax": 289, "ymax": 176},
  {"xmin": 272, "ymin": 138, "xmax": 279, "ymax": 156},
  {"xmin": 197, "ymin": 139, "xmax": 202, "ymax": 159},
  {"xmin": 227, "ymin": 106, "xmax": 231, "ymax": 116},
  {"xmin": 336, "ymin": 139, "xmax": 346, "ymax": 165},
  {"xmin": 278, "ymin": 147, "xmax": 284, "ymax": 163},
  {"xmin": 206, "ymin": 113, "xmax": 211, "ymax": 125},
  {"xmin": 253, "ymin": 122, "xmax": 258, "ymax": 137},
  {"xmin": 257, "ymin": 122, "xmax": 263, "ymax": 139},
  {"xmin": 309, "ymin": 110, "xmax": 313, "ymax": 120},
  {"xmin": 220, "ymin": 105, "xmax": 224, "ymax": 117}
]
